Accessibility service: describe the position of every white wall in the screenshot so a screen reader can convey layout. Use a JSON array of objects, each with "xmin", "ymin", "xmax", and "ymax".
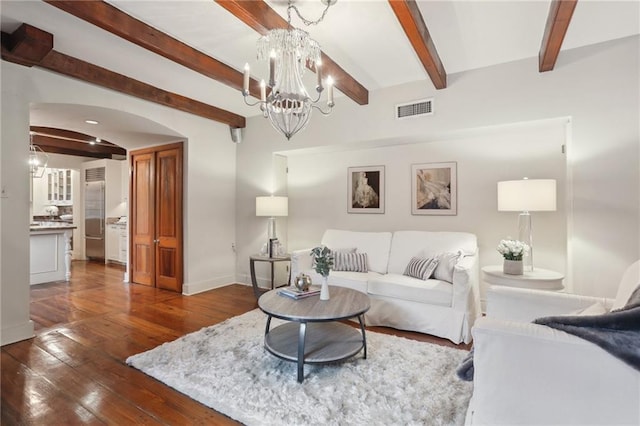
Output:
[
  {"xmin": 236, "ymin": 35, "xmax": 640, "ymax": 298},
  {"xmin": 1, "ymin": 62, "xmax": 237, "ymax": 345},
  {"xmin": 285, "ymin": 121, "xmax": 567, "ymax": 276}
]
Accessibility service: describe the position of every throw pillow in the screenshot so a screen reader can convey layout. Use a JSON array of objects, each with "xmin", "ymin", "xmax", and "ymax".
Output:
[
  {"xmin": 433, "ymin": 251, "xmax": 463, "ymax": 283},
  {"xmin": 622, "ymin": 284, "xmax": 640, "ymax": 310},
  {"xmin": 403, "ymin": 257, "xmax": 439, "ymax": 280},
  {"xmin": 333, "ymin": 252, "xmax": 368, "ymax": 272},
  {"xmin": 576, "ymin": 301, "xmax": 609, "ymax": 316}
]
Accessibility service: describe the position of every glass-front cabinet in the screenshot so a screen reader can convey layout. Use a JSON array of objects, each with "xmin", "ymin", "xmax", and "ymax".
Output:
[{"xmin": 46, "ymin": 168, "xmax": 73, "ymax": 205}]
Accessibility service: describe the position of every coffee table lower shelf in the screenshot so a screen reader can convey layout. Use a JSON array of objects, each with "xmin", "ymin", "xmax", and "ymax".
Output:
[{"xmin": 264, "ymin": 321, "xmax": 366, "ymax": 382}]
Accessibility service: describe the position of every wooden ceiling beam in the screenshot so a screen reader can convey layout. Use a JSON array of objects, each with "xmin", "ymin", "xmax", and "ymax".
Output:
[
  {"xmin": 388, "ymin": 0, "xmax": 447, "ymax": 90},
  {"xmin": 216, "ymin": 0, "xmax": 369, "ymax": 105},
  {"xmin": 31, "ymin": 134, "xmax": 126, "ymax": 157},
  {"xmin": 31, "ymin": 126, "xmax": 119, "ymax": 147},
  {"xmin": 44, "ymin": 0, "xmax": 262, "ymax": 99},
  {"xmin": 1, "ymin": 24, "xmax": 246, "ymax": 128},
  {"xmin": 39, "ymin": 50, "xmax": 246, "ymax": 128},
  {"xmin": 539, "ymin": 0, "xmax": 578, "ymax": 72},
  {"xmin": 1, "ymin": 23, "xmax": 53, "ymax": 66}
]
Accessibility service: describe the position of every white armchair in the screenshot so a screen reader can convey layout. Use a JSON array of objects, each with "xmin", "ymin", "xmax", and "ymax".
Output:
[{"xmin": 466, "ymin": 261, "xmax": 640, "ymax": 425}]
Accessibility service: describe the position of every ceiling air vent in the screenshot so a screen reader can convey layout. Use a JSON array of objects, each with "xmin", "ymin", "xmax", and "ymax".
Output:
[{"xmin": 396, "ymin": 98, "xmax": 433, "ymax": 120}]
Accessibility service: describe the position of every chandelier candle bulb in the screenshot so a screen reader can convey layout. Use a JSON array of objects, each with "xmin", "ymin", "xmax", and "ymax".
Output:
[
  {"xmin": 243, "ymin": 63, "xmax": 250, "ymax": 94},
  {"xmin": 327, "ymin": 76, "xmax": 334, "ymax": 106},
  {"xmin": 316, "ymin": 60, "xmax": 323, "ymax": 90},
  {"xmin": 269, "ymin": 50, "xmax": 276, "ymax": 87},
  {"xmin": 260, "ymin": 80, "xmax": 266, "ymax": 102}
]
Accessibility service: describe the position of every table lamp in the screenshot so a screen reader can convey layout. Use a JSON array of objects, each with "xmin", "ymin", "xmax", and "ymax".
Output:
[
  {"xmin": 497, "ymin": 178, "xmax": 556, "ymax": 271},
  {"xmin": 256, "ymin": 195, "xmax": 288, "ymax": 257}
]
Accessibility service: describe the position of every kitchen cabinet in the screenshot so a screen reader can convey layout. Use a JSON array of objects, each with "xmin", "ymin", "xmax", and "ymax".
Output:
[
  {"xmin": 107, "ymin": 223, "xmax": 127, "ymax": 264},
  {"xmin": 119, "ymin": 226, "xmax": 128, "ymax": 263},
  {"xmin": 33, "ymin": 168, "xmax": 75, "ymax": 215},
  {"xmin": 106, "ymin": 224, "xmax": 120, "ymax": 262},
  {"xmin": 47, "ymin": 168, "xmax": 73, "ymax": 205}
]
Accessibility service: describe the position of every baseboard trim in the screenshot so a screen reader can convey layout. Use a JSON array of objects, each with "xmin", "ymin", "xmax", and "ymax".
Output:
[
  {"xmin": 182, "ymin": 275, "xmax": 236, "ymax": 295},
  {"xmin": 1, "ymin": 320, "xmax": 35, "ymax": 346}
]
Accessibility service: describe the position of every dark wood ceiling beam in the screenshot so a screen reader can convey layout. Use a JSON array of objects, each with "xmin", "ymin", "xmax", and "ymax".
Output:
[
  {"xmin": 44, "ymin": 0, "xmax": 262, "ymax": 99},
  {"xmin": 216, "ymin": 0, "xmax": 369, "ymax": 105},
  {"xmin": 388, "ymin": 0, "xmax": 447, "ymax": 90},
  {"xmin": 1, "ymin": 24, "xmax": 246, "ymax": 128},
  {"xmin": 31, "ymin": 134, "xmax": 126, "ymax": 157},
  {"xmin": 31, "ymin": 126, "xmax": 119, "ymax": 147},
  {"xmin": 39, "ymin": 50, "xmax": 246, "ymax": 128},
  {"xmin": 0, "ymin": 23, "xmax": 53, "ymax": 66},
  {"xmin": 539, "ymin": 0, "xmax": 578, "ymax": 72},
  {"xmin": 32, "ymin": 144, "xmax": 113, "ymax": 159}
]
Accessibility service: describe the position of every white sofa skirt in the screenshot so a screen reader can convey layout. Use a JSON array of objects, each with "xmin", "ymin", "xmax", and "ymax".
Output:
[{"xmin": 366, "ymin": 294, "xmax": 468, "ymax": 344}]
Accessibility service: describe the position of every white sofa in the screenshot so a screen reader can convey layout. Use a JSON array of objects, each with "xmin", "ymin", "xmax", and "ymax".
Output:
[
  {"xmin": 291, "ymin": 229, "xmax": 480, "ymax": 344},
  {"xmin": 466, "ymin": 260, "xmax": 640, "ymax": 425}
]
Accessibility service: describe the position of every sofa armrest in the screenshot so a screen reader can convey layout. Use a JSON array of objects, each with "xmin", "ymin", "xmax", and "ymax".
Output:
[
  {"xmin": 469, "ymin": 317, "xmax": 640, "ymax": 425},
  {"xmin": 451, "ymin": 255, "xmax": 480, "ymax": 310},
  {"xmin": 486, "ymin": 286, "xmax": 613, "ymax": 322},
  {"xmin": 290, "ymin": 249, "xmax": 313, "ymax": 285}
]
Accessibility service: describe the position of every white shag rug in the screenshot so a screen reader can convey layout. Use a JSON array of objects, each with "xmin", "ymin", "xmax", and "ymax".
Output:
[{"xmin": 126, "ymin": 309, "xmax": 472, "ymax": 426}]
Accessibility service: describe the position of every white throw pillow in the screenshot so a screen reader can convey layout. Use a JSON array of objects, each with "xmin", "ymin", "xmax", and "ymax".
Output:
[
  {"xmin": 611, "ymin": 260, "xmax": 640, "ymax": 310},
  {"xmin": 433, "ymin": 251, "xmax": 462, "ymax": 283},
  {"xmin": 577, "ymin": 301, "xmax": 608, "ymax": 316}
]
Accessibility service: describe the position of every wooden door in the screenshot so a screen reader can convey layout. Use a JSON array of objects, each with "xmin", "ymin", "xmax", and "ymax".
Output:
[
  {"xmin": 130, "ymin": 143, "xmax": 183, "ymax": 291},
  {"xmin": 155, "ymin": 146, "xmax": 183, "ymax": 292},
  {"xmin": 131, "ymin": 152, "xmax": 155, "ymax": 286}
]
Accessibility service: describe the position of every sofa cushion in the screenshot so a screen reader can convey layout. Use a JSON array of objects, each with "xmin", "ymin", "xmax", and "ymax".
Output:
[
  {"xmin": 368, "ymin": 273, "xmax": 453, "ymax": 307},
  {"xmin": 387, "ymin": 231, "xmax": 477, "ymax": 275},
  {"xmin": 321, "ymin": 229, "xmax": 392, "ymax": 274},
  {"xmin": 433, "ymin": 251, "xmax": 463, "ymax": 283},
  {"xmin": 333, "ymin": 252, "xmax": 368, "ymax": 272},
  {"xmin": 328, "ymin": 271, "xmax": 379, "ymax": 293},
  {"xmin": 403, "ymin": 257, "xmax": 438, "ymax": 280},
  {"xmin": 299, "ymin": 270, "xmax": 373, "ymax": 294}
]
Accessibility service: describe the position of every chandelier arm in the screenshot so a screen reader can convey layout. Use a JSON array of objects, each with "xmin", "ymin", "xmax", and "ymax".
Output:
[
  {"xmin": 287, "ymin": 1, "xmax": 333, "ymax": 27},
  {"xmin": 311, "ymin": 104, "xmax": 334, "ymax": 116},
  {"xmin": 243, "ymin": 95, "xmax": 265, "ymax": 108}
]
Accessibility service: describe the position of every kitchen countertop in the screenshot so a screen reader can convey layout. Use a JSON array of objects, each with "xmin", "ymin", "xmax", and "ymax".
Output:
[{"xmin": 30, "ymin": 222, "xmax": 77, "ymax": 232}]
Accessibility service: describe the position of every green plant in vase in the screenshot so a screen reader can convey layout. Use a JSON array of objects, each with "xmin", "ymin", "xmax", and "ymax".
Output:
[{"xmin": 311, "ymin": 245, "xmax": 333, "ymax": 300}]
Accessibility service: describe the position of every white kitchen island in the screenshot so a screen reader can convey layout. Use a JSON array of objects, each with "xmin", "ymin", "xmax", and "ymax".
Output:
[{"xmin": 30, "ymin": 223, "xmax": 77, "ymax": 285}]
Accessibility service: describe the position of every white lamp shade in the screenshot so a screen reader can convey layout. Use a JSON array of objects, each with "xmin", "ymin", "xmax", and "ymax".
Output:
[
  {"xmin": 256, "ymin": 196, "xmax": 288, "ymax": 217},
  {"xmin": 497, "ymin": 179, "xmax": 556, "ymax": 212}
]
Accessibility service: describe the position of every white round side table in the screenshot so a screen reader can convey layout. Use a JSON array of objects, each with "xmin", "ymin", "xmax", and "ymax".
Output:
[{"xmin": 481, "ymin": 265, "xmax": 565, "ymax": 291}]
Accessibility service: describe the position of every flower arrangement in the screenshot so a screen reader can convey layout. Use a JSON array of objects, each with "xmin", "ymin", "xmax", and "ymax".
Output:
[
  {"xmin": 497, "ymin": 239, "xmax": 530, "ymax": 261},
  {"xmin": 310, "ymin": 245, "xmax": 333, "ymax": 277}
]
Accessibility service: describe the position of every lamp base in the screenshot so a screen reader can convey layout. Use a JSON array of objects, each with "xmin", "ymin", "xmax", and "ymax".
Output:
[{"xmin": 518, "ymin": 212, "xmax": 533, "ymax": 271}]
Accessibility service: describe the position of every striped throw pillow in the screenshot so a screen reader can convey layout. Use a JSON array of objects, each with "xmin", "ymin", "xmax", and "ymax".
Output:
[
  {"xmin": 403, "ymin": 257, "xmax": 439, "ymax": 280},
  {"xmin": 333, "ymin": 252, "xmax": 368, "ymax": 272}
]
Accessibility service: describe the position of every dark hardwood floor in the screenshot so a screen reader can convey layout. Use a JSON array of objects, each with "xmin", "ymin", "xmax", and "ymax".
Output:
[{"xmin": 2, "ymin": 260, "xmax": 468, "ymax": 425}]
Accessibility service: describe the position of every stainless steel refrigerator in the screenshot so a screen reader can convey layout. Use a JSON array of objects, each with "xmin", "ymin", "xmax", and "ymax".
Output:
[{"xmin": 85, "ymin": 168, "xmax": 105, "ymax": 260}]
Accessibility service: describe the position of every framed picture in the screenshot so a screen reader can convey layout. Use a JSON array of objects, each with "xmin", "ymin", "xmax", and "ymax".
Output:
[
  {"xmin": 411, "ymin": 162, "xmax": 457, "ymax": 215},
  {"xmin": 348, "ymin": 166, "xmax": 385, "ymax": 214}
]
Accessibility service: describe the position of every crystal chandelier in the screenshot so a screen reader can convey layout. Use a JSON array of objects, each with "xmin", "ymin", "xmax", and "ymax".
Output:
[
  {"xmin": 29, "ymin": 132, "xmax": 48, "ymax": 178},
  {"xmin": 242, "ymin": 0, "xmax": 336, "ymax": 140}
]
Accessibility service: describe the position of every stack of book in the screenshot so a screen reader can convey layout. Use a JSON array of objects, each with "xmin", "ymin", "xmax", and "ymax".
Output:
[{"xmin": 278, "ymin": 286, "xmax": 320, "ymax": 300}]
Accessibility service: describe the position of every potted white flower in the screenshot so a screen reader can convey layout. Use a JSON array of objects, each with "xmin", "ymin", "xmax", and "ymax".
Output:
[
  {"xmin": 310, "ymin": 245, "xmax": 333, "ymax": 300},
  {"xmin": 497, "ymin": 239, "xmax": 530, "ymax": 275}
]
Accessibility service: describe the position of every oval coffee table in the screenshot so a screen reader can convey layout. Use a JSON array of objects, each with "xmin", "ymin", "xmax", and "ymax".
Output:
[{"xmin": 258, "ymin": 286, "xmax": 370, "ymax": 383}]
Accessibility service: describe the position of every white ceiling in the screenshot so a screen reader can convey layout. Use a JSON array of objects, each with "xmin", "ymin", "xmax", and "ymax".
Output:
[{"xmin": 2, "ymin": 0, "xmax": 639, "ymax": 146}]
